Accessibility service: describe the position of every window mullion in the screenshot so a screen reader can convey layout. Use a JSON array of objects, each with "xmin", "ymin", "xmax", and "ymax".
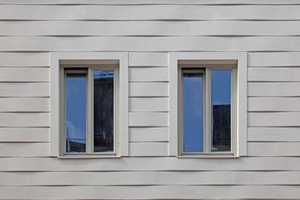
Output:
[
  {"xmin": 205, "ymin": 68, "xmax": 212, "ymax": 153},
  {"xmin": 86, "ymin": 68, "xmax": 93, "ymax": 154}
]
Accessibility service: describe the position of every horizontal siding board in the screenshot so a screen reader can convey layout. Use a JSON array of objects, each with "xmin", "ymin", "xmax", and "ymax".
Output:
[
  {"xmin": 129, "ymin": 98, "xmax": 168, "ymax": 112},
  {"xmin": 2, "ymin": 0, "xmax": 300, "ymax": 5},
  {"xmin": 0, "ymin": 128, "xmax": 49, "ymax": 142},
  {"xmin": 129, "ymin": 68, "xmax": 168, "ymax": 82},
  {"xmin": 129, "ymin": 83, "xmax": 168, "ymax": 97},
  {"xmin": 129, "ymin": 112, "xmax": 168, "ymax": 127},
  {"xmin": 130, "ymin": 143, "xmax": 168, "ymax": 156},
  {"xmin": 0, "ymin": 157, "xmax": 299, "ymax": 171},
  {"xmin": 248, "ymin": 112, "xmax": 300, "ymax": 127},
  {"xmin": 0, "ymin": 68, "xmax": 49, "ymax": 82},
  {"xmin": 249, "ymin": 52, "xmax": 300, "ymax": 67},
  {"xmin": 248, "ymin": 83, "xmax": 300, "ymax": 97},
  {"xmin": 0, "ymin": 186, "xmax": 299, "ymax": 199},
  {"xmin": 130, "ymin": 127, "xmax": 168, "ymax": 142},
  {"xmin": 0, "ymin": 83, "xmax": 49, "ymax": 97},
  {"xmin": 0, "ymin": 171, "xmax": 299, "ymax": 186},
  {"xmin": 248, "ymin": 97, "xmax": 300, "ymax": 111},
  {"xmin": 0, "ymin": 143, "xmax": 49, "ymax": 157},
  {"xmin": 1, "ymin": 5, "xmax": 300, "ymax": 20},
  {"xmin": 248, "ymin": 68, "xmax": 300, "ymax": 82},
  {"xmin": 0, "ymin": 53, "xmax": 49, "ymax": 67},
  {"xmin": 248, "ymin": 142, "xmax": 300, "ymax": 156},
  {"xmin": 2, "ymin": 37, "xmax": 300, "ymax": 52},
  {"xmin": 0, "ymin": 98, "xmax": 49, "ymax": 112},
  {"xmin": 3, "ymin": 21, "xmax": 300, "ymax": 36},
  {"xmin": 0, "ymin": 113, "xmax": 49, "ymax": 127},
  {"xmin": 248, "ymin": 127, "xmax": 300, "ymax": 142},
  {"xmin": 129, "ymin": 53, "xmax": 168, "ymax": 67}
]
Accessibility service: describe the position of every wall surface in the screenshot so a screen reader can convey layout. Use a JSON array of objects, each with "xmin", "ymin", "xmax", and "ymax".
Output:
[{"xmin": 0, "ymin": 0, "xmax": 300, "ymax": 199}]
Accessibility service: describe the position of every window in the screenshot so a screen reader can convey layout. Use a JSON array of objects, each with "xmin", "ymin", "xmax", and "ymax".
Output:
[
  {"xmin": 63, "ymin": 67, "xmax": 118, "ymax": 155},
  {"xmin": 169, "ymin": 52, "xmax": 247, "ymax": 157},
  {"xmin": 179, "ymin": 67, "xmax": 236, "ymax": 155},
  {"xmin": 50, "ymin": 52, "xmax": 129, "ymax": 157}
]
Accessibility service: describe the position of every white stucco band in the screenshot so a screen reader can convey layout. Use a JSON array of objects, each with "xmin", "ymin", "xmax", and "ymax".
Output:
[
  {"xmin": 169, "ymin": 52, "xmax": 248, "ymax": 157},
  {"xmin": 50, "ymin": 52, "xmax": 129, "ymax": 157}
]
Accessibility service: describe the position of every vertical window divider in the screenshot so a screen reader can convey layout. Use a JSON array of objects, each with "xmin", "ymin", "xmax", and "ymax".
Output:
[
  {"xmin": 204, "ymin": 68, "xmax": 211, "ymax": 153},
  {"xmin": 86, "ymin": 68, "xmax": 93, "ymax": 154}
]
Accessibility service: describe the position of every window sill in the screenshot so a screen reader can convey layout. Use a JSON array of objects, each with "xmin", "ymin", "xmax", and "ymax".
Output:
[
  {"xmin": 58, "ymin": 154, "xmax": 120, "ymax": 159},
  {"xmin": 178, "ymin": 153, "xmax": 238, "ymax": 159}
]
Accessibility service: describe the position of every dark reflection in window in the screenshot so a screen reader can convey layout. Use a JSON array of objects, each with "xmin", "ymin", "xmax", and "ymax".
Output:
[
  {"xmin": 183, "ymin": 72, "xmax": 204, "ymax": 152},
  {"xmin": 94, "ymin": 70, "xmax": 114, "ymax": 152},
  {"xmin": 66, "ymin": 74, "xmax": 86, "ymax": 153},
  {"xmin": 211, "ymin": 70, "xmax": 231, "ymax": 152}
]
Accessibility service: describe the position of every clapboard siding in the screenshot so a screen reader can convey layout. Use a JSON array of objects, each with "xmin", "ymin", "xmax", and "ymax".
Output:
[
  {"xmin": 248, "ymin": 142, "xmax": 300, "ymax": 157},
  {"xmin": 248, "ymin": 82, "xmax": 300, "ymax": 97},
  {"xmin": 0, "ymin": 53, "xmax": 49, "ymax": 67},
  {"xmin": 129, "ymin": 53, "xmax": 168, "ymax": 67},
  {"xmin": 0, "ymin": 113, "xmax": 49, "ymax": 127},
  {"xmin": 0, "ymin": 83, "xmax": 49, "ymax": 97},
  {"xmin": 129, "ymin": 83, "xmax": 168, "ymax": 97},
  {"xmin": 1, "ymin": 5, "xmax": 300, "ymax": 20},
  {"xmin": 248, "ymin": 52, "xmax": 300, "ymax": 67},
  {"xmin": 4, "ymin": 21, "xmax": 300, "ymax": 36},
  {"xmin": 2, "ymin": 0, "xmax": 300, "ymax": 5},
  {"xmin": 0, "ymin": 68, "xmax": 49, "ymax": 82},
  {"xmin": 248, "ymin": 112, "xmax": 300, "ymax": 127},
  {"xmin": 129, "ymin": 143, "xmax": 168, "ymax": 156},
  {"xmin": 0, "ymin": 171, "xmax": 299, "ymax": 186},
  {"xmin": 1, "ymin": 186, "xmax": 300, "ymax": 199},
  {"xmin": 248, "ymin": 127, "xmax": 300, "ymax": 142},
  {"xmin": 0, "ymin": 143, "xmax": 49, "ymax": 157},
  {"xmin": 0, "ymin": 98, "xmax": 49, "ymax": 112},
  {"xmin": 0, "ymin": 128, "xmax": 49, "ymax": 142},
  {"xmin": 129, "ymin": 112, "xmax": 168, "ymax": 127},
  {"xmin": 129, "ymin": 98, "xmax": 168, "ymax": 112},
  {"xmin": 0, "ymin": 157, "xmax": 299, "ymax": 171},
  {"xmin": 0, "ymin": 1, "xmax": 299, "ymax": 200},
  {"xmin": 130, "ymin": 128, "xmax": 168, "ymax": 142},
  {"xmin": 248, "ymin": 97, "xmax": 300, "ymax": 111},
  {"xmin": 2, "ymin": 37, "xmax": 300, "ymax": 52},
  {"xmin": 248, "ymin": 68, "xmax": 300, "ymax": 82},
  {"xmin": 129, "ymin": 68, "xmax": 168, "ymax": 82}
]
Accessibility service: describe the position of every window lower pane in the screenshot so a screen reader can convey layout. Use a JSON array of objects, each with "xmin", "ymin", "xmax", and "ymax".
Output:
[
  {"xmin": 183, "ymin": 73, "xmax": 204, "ymax": 152},
  {"xmin": 94, "ymin": 70, "xmax": 114, "ymax": 152},
  {"xmin": 66, "ymin": 74, "xmax": 87, "ymax": 153},
  {"xmin": 211, "ymin": 70, "xmax": 231, "ymax": 152}
]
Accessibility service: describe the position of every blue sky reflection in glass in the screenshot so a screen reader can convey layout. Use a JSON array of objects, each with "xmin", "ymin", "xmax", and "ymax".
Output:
[
  {"xmin": 66, "ymin": 74, "xmax": 87, "ymax": 153},
  {"xmin": 183, "ymin": 72, "xmax": 203, "ymax": 152}
]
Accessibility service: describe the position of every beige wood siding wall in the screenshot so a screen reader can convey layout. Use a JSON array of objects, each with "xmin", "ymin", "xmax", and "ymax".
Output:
[{"xmin": 0, "ymin": 0, "xmax": 299, "ymax": 199}]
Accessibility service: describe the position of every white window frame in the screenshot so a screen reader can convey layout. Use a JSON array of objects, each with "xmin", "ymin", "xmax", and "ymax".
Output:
[
  {"xmin": 169, "ymin": 52, "xmax": 247, "ymax": 157},
  {"xmin": 179, "ymin": 66, "xmax": 237, "ymax": 156},
  {"xmin": 50, "ymin": 52, "xmax": 128, "ymax": 158},
  {"xmin": 63, "ymin": 66, "xmax": 119, "ymax": 155}
]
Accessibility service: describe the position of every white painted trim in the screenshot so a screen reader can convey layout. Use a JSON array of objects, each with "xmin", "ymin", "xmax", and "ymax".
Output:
[
  {"xmin": 169, "ymin": 52, "xmax": 247, "ymax": 157},
  {"xmin": 50, "ymin": 52, "xmax": 128, "ymax": 157}
]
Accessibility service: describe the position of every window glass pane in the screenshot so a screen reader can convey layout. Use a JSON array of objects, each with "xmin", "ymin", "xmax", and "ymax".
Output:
[
  {"xmin": 211, "ymin": 70, "xmax": 231, "ymax": 152},
  {"xmin": 66, "ymin": 74, "xmax": 87, "ymax": 153},
  {"xmin": 94, "ymin": 70, "xmax": 114, "ymax": 152},
  {"xmin": 183, "ymin": 73, "xmax": 204, "ymax": 152}
]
